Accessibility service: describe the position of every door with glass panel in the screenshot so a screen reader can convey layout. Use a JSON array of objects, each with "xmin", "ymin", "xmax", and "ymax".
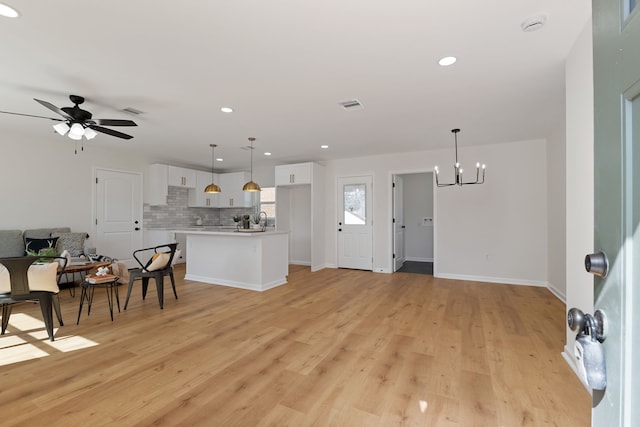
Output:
[
  {"xmin": 591, "ymin": 0, "xmax": 640, "ymax": 425},
  {"xmin": 337, "ymin": 176, "xmax": 373, "ymax": 270}
]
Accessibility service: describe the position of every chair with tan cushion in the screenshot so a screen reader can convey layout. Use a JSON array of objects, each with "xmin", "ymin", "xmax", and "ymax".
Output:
[
  {"xmin": 0, "ymin": 256, "xmax": 65, "ymax": 341},
  {"xmin": 124, "ymin": 243, "xmax": 178, "ymax": 310}
]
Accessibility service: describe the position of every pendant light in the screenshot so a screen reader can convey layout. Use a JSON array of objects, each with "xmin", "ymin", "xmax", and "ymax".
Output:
[
  {"xmin": 242, "ymin": 137, "xmax": 261, "ymax": 192},
  {"xmin": 204, "ymin": 144, "xmax": 221, "ymax": 193},
  {"xmin": 434, "ymin": 128, "xmax": 486, "ymax": 187}
]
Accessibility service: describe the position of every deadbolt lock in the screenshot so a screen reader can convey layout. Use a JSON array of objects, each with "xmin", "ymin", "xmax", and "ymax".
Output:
[{"xmin": 585, "ymin": 251, "xmax": 609, "ymax": 277}]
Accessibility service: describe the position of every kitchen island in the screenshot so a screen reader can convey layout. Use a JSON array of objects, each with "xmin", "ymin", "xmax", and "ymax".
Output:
[{"xmin": 176, "ymin": 228, "xmax": 289, "ymax": 291}]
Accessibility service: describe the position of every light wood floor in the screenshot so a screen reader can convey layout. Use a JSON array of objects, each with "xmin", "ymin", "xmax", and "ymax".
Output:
[{"xmin": 0, "ymin": 265, "xmax": 591, "ymax": 426}]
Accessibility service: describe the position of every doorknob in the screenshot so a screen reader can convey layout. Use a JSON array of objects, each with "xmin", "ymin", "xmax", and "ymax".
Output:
[
  {"xmin": 134, "ymin": 227, "xmax": 140, "ymax": 231},
  {"xmin": 338, "ymin": 228, "xmax": 342, "ymax": 232},
  {"xmin": 567, "ymin": 308, "xmax": 608, "ymax": 390},
  {"xmin": 585, "ymin": 251, "xmax": 608, "ymax": 277},
  {"xmin": 568, "ymin": 308, "xmax": 607, "ymax": 342}
]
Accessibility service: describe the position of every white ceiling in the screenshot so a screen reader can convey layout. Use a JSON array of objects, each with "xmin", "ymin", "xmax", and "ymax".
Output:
[{"xmin": 0, "ymin": 1, "xmax": 590, "ymax": 172}]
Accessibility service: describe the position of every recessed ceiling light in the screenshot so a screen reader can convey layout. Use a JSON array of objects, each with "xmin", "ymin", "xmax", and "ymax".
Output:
[
  {"xmin": 0, "ymin": 3, "xmax": 19, "ymax": 18},
  {"xmin": 438, "ymin": 56, "xmax": 457, "ymax": 66},
  {"xmin": 216, "ymin": 158, "xmax": 223, "ymax": 162},
  {"xmin": 264, "ymin": 152, "xmax": 271, "ymax": 156},
  {"xmin": 321, "ymin": 145, "xmax": 329, "ymax": 149},
  {"xmin": 220, "ymin": 107, "xmax": 233, "ymax": 113}
]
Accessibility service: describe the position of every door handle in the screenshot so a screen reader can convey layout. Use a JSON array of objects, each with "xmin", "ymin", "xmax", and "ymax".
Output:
[
  {"xmin": 338, "ymin": 228, "xmax": 342, "ymax": 232},
  {"xmin": 134, "ymin": 227, "xmax": 140, "ymax": 231},
  {"xmin": 401, "ymin": 225, "xmax": 406, "ymax": 229}
]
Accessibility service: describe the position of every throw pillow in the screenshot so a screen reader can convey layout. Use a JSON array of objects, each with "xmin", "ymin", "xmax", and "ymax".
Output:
[
  {"xmin": 145, "ymin": 252, "xmax": 170, "ymax": 272},
  {"xmin": 171, "ymin": 249, "xmax": 182, "ymax": 265},
  {"xmin": 0, "ymin": 262, "xmax": 59, "ymax": 293},
  {"xmin": 52, "ymin": 232, "xmax": 87, "ymax": 257},
  {"xmin": 24, "ymin": 237, "xmax": 59, "ymax": 256}
]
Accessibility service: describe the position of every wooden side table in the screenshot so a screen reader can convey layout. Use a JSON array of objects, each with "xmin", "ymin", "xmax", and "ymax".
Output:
[{"xmin": 76, "ymin": 276, "xmax": 120, "ymax": 323}]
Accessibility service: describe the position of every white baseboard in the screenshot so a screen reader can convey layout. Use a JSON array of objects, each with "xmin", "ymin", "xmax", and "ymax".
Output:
[
  {"xmin": 546, "ymin": 282, "xmax": 566, "ymax": 303},
  {"xmin": 434, "ymin": 272, "xmax": 547, "ymax": 287},
  {"xmin": 405, "ymin": 257, "xmax": 434, "ymax": 262},
  {"xmin": 290, "ymin": 260, "xmax": 311, "ymax": 266},
  {"xmin": 184, "ymin": 274, "xmax": 287, "ymax": 292}
]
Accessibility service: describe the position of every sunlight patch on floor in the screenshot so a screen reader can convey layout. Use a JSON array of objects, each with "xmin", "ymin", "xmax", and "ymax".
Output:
[{"xmin": 0, "ymin": 313, "xmax": 99, "ymax": 366}]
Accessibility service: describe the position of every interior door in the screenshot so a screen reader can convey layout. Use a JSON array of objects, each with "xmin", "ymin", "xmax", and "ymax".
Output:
[
  {"xmin": 393, "ymin": 175, "xmax": 405, "ymax": 271},
  {"xmin": 592, "ymin": 1, "xmax": 640, "ymax": 425},
  {"xmin": 337, "ymin": 176, "xmax": 373, "ymax": 270},
  {"xmin": 95, "ymin": 169, "xmax": 143, "ymax": 268}
]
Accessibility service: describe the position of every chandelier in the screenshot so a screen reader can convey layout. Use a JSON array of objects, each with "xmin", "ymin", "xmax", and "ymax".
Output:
[{"xmin": 434, "ymin": 128, "xmax": 485, "ymax": 187}]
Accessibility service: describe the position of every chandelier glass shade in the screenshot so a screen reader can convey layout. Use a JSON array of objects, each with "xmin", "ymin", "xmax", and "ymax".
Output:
[
  {"xmin": 435, "ymin": 128, "xmax": 486, "ymax": 187},
  {"xmin": 52, "ymin": 121, "xmax": 97, "ymax": 140}
]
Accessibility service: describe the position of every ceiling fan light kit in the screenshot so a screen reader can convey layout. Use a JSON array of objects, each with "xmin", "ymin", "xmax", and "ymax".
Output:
[
  {"xmin": 0, "ymin": 94, "xmax": 138, "ymax": 149},
  {"xmin": 435, "ymin": 128, "xmax": 486, "ymax": 187}
]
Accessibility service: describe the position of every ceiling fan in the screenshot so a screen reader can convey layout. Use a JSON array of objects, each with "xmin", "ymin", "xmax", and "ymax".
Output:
[{"xmin": 0, "ymin": 94, "xmax": 137, "ymax": 140}]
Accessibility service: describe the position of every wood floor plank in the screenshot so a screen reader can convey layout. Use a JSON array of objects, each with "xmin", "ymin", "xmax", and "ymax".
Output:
[{"xmin": 0, "ymin": 264, "xmax": 591, "ymax": 426}]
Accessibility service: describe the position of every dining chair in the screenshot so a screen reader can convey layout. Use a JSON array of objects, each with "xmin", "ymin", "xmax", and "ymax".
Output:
[
  {"xmin": 0, "ymin": 256, "xmax": 66, "ymax": 341},
  {"xmin": 123, "ymin": 243, "xmax": 178, "ymax": 310}
]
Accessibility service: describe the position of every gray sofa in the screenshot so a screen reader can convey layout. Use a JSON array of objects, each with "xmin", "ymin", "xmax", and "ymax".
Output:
[{"xmin": 0, "ymin": 228, "xmax": 74, "ymax": 257}]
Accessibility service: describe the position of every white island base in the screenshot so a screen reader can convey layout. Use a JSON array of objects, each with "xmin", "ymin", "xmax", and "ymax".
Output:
[{"xmin": 183, "ymin": 230, "xmax": 289, "ymax": 291}]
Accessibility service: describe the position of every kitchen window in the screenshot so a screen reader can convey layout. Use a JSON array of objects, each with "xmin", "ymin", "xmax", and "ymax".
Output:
[{"xmin": 260, "ymin": 187, "xmax": 276, "ymax": 224}]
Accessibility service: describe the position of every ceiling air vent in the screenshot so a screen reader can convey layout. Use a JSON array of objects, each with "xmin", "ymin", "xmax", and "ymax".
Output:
[
  {"xmin": 339, "ymin": 99, "xmax": 364, "ymax": 111},
  {"xmin": 122, "ymin": 107, "xmax": 144, "ymax": 115}
]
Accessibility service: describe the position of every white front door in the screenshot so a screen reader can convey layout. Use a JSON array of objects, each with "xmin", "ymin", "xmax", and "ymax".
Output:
[
  {"xmin": 591, "ymin": 0, "xmax": 640, "ymax": 425},
  {"xmin": 337, "ymin": 176, "xmax": 373, "ymax": 270},
  {"xmin": 393, "ymin": 175, "xmax": 405, "ymax": 271},
  {"xmin": 95, "ymin": 168, "xmax": 143, "ymax": 268}
]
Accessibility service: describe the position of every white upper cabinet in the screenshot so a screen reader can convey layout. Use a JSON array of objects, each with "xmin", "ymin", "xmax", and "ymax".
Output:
[
  {"xmin": 218, "ymin": 172, "xmax": 254, "ymax": 208},
  {"xmin": 145, "ymin": 164, "xmax": 169, "ymax": 205},
  {"xmin": 275, "ymin": 163, "xmax": 312, "ymax": 186},
  {"xmin": 147, "ymin": 164, "xmax": 253, "ymax": 208},
  {"xmin": 188, "ymin": 171, "xmax": 219, "ymax": 207},
  {"xmin": 168, "ymin": 166, "xmax": 196, "ymax": 188}
]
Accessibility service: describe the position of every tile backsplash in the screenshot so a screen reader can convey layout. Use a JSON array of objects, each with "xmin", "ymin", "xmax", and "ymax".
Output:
[{"xmin": 144, "ymin": 186, "xmax": 254, "ymax": 228}]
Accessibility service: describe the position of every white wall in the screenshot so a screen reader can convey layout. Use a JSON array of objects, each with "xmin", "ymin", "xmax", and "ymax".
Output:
[
  {"xmin": 564, "ymin": 19, "xmax": 594, "ymax": 367},
  {"xmin": 403, "ymin": 173, "xmax": 433, "ymax": 262},
  {"xmin": 547, "ymin": 121, "xmax": 567, "ymax": 300},
  {"xmin": 0, "ymin": 131, "xmax": 150, "ymax": 249},
  {"xmin": 323, "ymin": 138, "xmax": 549, "ymax": 286}
]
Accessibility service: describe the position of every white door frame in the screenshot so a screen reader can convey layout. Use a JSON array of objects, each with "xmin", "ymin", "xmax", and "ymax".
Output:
[{"xmin": 389, "ymin": 169, "xmax": 437, "ymax": 276}]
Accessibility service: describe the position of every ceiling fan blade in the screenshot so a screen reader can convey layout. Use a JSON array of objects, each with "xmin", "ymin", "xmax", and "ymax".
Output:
[
  {"xmin": 90, "ymin": 118, "xmax": 137, "ymax": 127},
  {"xmin": 33, "ymin": 98, "xmax": 73, "ymax": 120},
  {"xmin": 88, "ymin": 124, "xmax": 134, "ymax": 140},
  {"xmin": 0, "ymin": 110, "xmax": 63, "ymax": 121}
]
